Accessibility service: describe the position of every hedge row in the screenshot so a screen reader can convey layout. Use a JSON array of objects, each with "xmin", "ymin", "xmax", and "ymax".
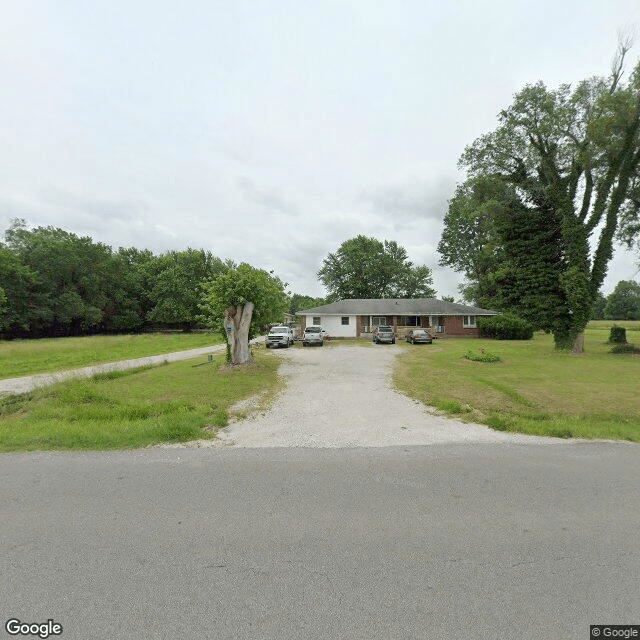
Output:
[{"xmin": 477, "ymin": 314, "xmax": 534, "ymax": 340}]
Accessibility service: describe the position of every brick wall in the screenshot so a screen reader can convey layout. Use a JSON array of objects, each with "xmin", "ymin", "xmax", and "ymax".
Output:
[{"xmin": 442, "ymin": 315, "xmax": 480, "ymax": 336}]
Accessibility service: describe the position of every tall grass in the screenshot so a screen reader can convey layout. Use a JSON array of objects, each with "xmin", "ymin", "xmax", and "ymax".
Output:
[
  {"xmin": 393, "ymin": 324, "xmax": 640, "ymax": 442},
  {"xmin": 0, "ymin": 351, "xmax": 281, "ymax": 452},
  {"xmin": 0, "ymin": 332, "xmax": 224, "ymax": 379}
]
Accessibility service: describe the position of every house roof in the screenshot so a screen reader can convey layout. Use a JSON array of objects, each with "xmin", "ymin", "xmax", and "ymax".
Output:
[{"xmin": 298, "ymin": 298, "xmax": 497, "ymax": 316}]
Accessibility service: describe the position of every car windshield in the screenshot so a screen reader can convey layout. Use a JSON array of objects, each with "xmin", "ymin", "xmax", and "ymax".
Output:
[
  {"xmin": 413, "ymin": 330, "xmax": 426, "ymax": 336},
  {"xmin": 306, "ymin": 327, "xmax": 321, "ymax": 333},
  {"xmin": 270, "ymin": 328, "xmax": 288, "ymax": 334},
  {"xmin": 378, "ymin": 327, "xmax": 393, "ymax": 332}
]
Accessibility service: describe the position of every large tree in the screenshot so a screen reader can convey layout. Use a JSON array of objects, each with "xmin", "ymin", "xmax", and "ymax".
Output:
[
  {"xmin": 102, "ymin": 247, "xmax": 157, "ymax": 332},
  {"xmin": 604, "ymin": 279, "xmax": 640, "ymax": 319},
  {"xmin": 317, "ymin": 235, "xmax": 436, "ymax": 300},
  {"xmin": 289, "ymin": 293, "xmax": 326, "ymax": 315},
  {"xmin": 4, "ymin": 219, "xmax": 113, "ymax": 336},
  {"xmin": 0, "ymin": 243, "xmax": 44, "ymax": 336},
  {"xmin": 200, "ymin": 264, "xmax": 288, "ymax": 365},
  {"xmin": 438, "ymin": 175, "xmax": 512, "ymax": 306},
  {"xmin": 440, "ymin": 41, "xmax": 640, "ymax": 350},
  {"xmin": 146, "ymin": 248, "xmax": 227, "ymax": 331}
]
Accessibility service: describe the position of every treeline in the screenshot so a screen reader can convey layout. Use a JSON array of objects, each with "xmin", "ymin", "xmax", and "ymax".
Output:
[
  {"xmin": 0, "ymin": 219, "xmax": 323, "ymax": 340},
  {"xmin": 592, "ymin": 281, "xmax": 640, "ymax": 321},
  {"xmin": 0, "ymin": 219, "xmax": 231, "ymax": 338}
]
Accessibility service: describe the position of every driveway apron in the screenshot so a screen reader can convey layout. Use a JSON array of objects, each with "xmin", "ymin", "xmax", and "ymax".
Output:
[{"xmin": 215, "ymin": 345, "xmax": 559, "ymax": 448}]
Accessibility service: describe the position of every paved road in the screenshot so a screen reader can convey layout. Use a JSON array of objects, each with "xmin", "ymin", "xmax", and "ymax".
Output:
[
  {"xmin": 0, "ymin": 343, "xmax": 229, "ymax": 396},
  {"xmin": 2, "ymin": 443, "xmax": 639, "ymax": 640}
]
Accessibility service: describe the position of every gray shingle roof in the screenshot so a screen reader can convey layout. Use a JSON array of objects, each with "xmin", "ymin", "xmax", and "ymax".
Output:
[{"xmin": 298, "ymin": 298, "xmax": 497, "ymax": 316}]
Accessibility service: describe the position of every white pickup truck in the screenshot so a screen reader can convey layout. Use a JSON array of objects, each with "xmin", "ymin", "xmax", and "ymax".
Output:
[
  {"xmin": 266, "ymin": 325, "xmax": 294, "ymax": 348},
  {"xmin": 302, "ymin": 325, "xmax": 327, "ymax": 347}
]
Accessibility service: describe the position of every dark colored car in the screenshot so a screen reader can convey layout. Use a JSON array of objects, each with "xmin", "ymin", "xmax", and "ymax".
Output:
[
  {"xmin": 405, "ymin": 329, "xmax": 433, "ymax": 344},
  {"xmin": 372, "ymin": 325, "xmax": 396, "ymax": 344}
]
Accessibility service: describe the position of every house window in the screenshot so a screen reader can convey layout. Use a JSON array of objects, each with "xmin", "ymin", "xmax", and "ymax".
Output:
[
  {"xmin": 341, "ymin": 316, "xmax": 349, "ymax": 325},
  {"xmin": 400, "ymin": 315, "xmax": 419, "ymax": 326},
  {"xmin": 313, "ymin": 316, "xmax": 321, "ymax": 325},
  {"xmin": 371, "ymin": 316, "xmax": 387, "ymax": 326},
  {"xmin": 463, "ymin": 315, "xmax": 476, "ymax": 327}
]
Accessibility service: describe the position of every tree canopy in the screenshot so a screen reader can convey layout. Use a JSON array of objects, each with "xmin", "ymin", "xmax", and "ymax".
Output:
[
  {"xmin": 437, "ymin": 175, "xmax": 512, "ymax": 307},
  {"xmin": 0, "ymin": 219, "xmax": 232, "ymax": 338},
  {"xmin": 591, "ymin": 290, "xmax": 607, "ymax": 320},
  {"xmin": 604, "ymin": 279, "xmax": 640, "ymax": 319},
  {"xmin": 200, "ymin": 264, "xmax": 288, "ymax": 364},
  {"xmin": 3, "ymin": 220, "xmax": 113, "ymax": 336},
  {"xmin": 439, "ymin": 41, "xmax": 640, "ymax": 350},
  {"xmin": 0, "ymin": 286, "xmax": 7, "ymax": 329},
  {"xmin": 317, "ymin": 235, "xmax": 436, "ymax": 301},
  {"xmin": 289, "ymin": 293, "xmax": 326, "ymax": 316},
  {"xmin": 145, "ymin": 249, "xmax": 227, "ymax": 330}
]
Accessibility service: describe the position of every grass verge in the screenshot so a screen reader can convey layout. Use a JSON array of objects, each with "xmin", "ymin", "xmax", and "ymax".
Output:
[
  {"xmin": 0, "ymin": 350, "xmax": 281, "ymax": 452},
  {"xmin": 393, "ymin": 325, "xmax": 640, "ymax": 442},
  {"xmin": 0, "ymin": 332, "xmax": 224, "ymax": 379}
]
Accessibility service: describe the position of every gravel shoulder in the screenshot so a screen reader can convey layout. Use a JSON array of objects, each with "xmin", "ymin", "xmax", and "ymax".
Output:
[{"xmin": 210, "ymin": 343, "xmax": 560, "ymax": 448}]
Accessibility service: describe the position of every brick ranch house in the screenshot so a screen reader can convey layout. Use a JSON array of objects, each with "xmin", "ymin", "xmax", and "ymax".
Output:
[{"xmin": 297, "ymin": 299, "xmax": 497, "ymax": 339}]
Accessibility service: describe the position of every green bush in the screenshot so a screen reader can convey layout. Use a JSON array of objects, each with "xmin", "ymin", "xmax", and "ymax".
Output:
[
  {"xmin": 610, "ymin": 343, "xmax": 640, "ymax": 354},
  {"xmin": 609, "ymin": 326, "xmax": 627, "ymax": 344},
  {"xmin": 477, "ymin": 314, "xmax": 534, "ymax": 340},
  {"xmin": 465, "ymin": 349, "xmax": 501, "ymax": 362}
]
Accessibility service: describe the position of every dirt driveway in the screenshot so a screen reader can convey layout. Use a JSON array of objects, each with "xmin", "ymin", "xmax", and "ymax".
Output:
[{"xmin": 213, "ymin": 343, "xmax": 557, "ymax": 448}]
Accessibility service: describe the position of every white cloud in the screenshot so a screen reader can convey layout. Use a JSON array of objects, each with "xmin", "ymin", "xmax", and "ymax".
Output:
[{"xmin": 1, "ymin": 0, "xmax": 639, "ymax": 298}]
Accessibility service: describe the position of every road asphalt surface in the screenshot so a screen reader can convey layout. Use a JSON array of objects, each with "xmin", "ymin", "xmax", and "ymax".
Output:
[
  {"xmin": 1, "ymin": 343, "xmax": 639, "ymax": 639},
  {"xmin": 2, "ymin": 444, "xmax": 639, "ymax": 640}
]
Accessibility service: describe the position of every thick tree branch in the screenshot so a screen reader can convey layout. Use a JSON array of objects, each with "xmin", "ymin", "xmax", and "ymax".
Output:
[
  {"xmin": 585, "ymin": 164, "xmax": 620, "ymax": 233},
  {"xmin": 579, "ymin": 167, "xmax": 594, "ymax": 222},
  {"xmin": 590, "ymin": 105, "xmax": 640, "ymax": 292}
]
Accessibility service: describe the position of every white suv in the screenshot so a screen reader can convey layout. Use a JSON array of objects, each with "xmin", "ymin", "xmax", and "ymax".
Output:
[{"xmin": 266, "ymin": 326, "xmax": 294, "ymax": 348}]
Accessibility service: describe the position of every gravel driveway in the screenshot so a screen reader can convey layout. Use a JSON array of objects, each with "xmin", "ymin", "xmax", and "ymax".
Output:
[{"xmin": 213, "ymin": 344, "xmax": 558, "ymax": 448}]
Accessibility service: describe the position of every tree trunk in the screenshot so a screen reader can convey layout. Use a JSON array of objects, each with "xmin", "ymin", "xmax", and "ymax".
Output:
[
  {"xmin": 554, "ymin": 329, "xmax": 586, "ymax": 352},
  {"xmin": 571, "ymin": 332, "xmax": 584, "ymax": 354},
  {"xmin": 224, "ymin": 302, "xmax": 255, "ymax": 365}
]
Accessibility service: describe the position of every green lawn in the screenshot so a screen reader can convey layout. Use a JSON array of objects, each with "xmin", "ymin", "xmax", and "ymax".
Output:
[
  {"xmin": 0, "ymin": 332, "xmax": 224, "ymax": 379},
  {"xmin": 393, "ymin": 322, "xmax": 640, "ymax": 442},
  {"xmin": 585, "ymin": 319, "xmax": 640, "ymax": 336},
  {"xmin": 0, "ymin": 349, "xmax": 281, "ymax": 452},
  {"xmin": 4, "ymin": 323, "xmax": 640, "ymax": 451}
]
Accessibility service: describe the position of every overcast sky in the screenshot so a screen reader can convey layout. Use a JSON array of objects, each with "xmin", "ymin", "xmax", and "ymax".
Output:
[{"xmin": 2, "ymin": 1, "xmax": 639, "ymax": 298}]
